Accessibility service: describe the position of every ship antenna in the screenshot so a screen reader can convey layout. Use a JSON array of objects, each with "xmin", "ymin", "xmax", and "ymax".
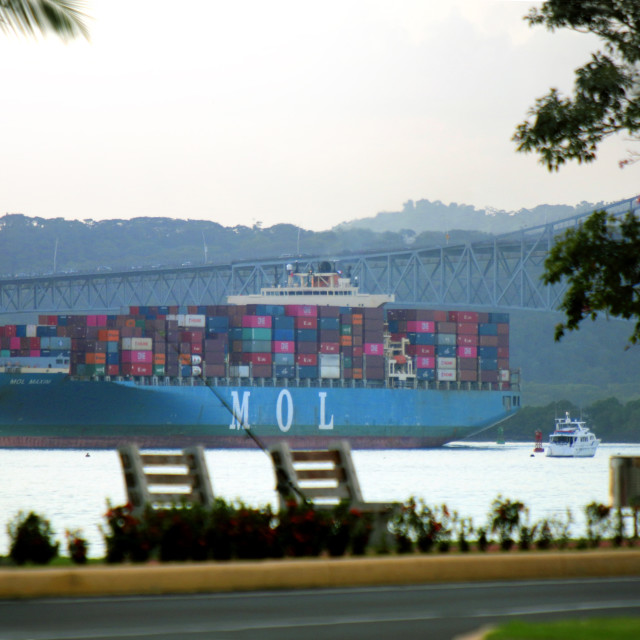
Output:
[
  {"xmin": 169, "ymin": 338, "xmax": 308, "ymax": 504},
  {"xmin": 199, "ymin": 376, "xmax": 309, "ymax": 504}
]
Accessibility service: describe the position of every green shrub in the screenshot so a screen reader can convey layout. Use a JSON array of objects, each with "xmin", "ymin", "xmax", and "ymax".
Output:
[{"xmin": 7, "ymin": 511, "xmax": 59, "ymax": 565}]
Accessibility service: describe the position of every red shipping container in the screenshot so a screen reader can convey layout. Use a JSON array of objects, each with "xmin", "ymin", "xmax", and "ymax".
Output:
[
  {"xmin": 296, "ymin": 341, "xmax": 317, "ymax": 354},
  {"xmin": 479, "ymin": 335, "xmax": 499, "ymax": 347},
  {"xmin": 364, "ymin": 343, "xmax": 384, "ymax": 356},
  {"xmin": 498, "ymin": 358, "xmax": 510, "ymax": 370},
  {"xmin": 121, "ymin": 350, "xmax": 153, "ymax": 364},
  {"xmin": 416, "ymin": 356, "xmax": 435, "ymax": 369},
  {"xmin": 273, "ymin": 340, "xmax": 295, "ymax": 354},
  {"xmin": 406, "ymin": 344, "xmax": 435, "ymax": 357},
  {"xmin": 29, "ymin": 349, "xmax": 41, "ymax": 357},
  {"xmin": 242, "ymin": 352, "xmax": 272, "ymax": 365},
  {"xmin": 459, "ymin": 357, "xmax": 477, "ymax": 371},
  {"xmin": 251, "ymin": 364, "xmax": 272, "ymax": 378},
  {"xmin": 295, "ymin": 316, "xmax": 317, "ymax": 330},
  {"xmin": 319, "ymin": 342, "xmax": 340, "ymax": 354},
  {"xmin": 457, "ymin": 346, "xmax": 477, "ymax": 358},
  {"xmin": 107, "ymin": 364, "xmax": 120, "ymax": 376},
  {"xmin": 285, "ymin": 305, "xmax": 317, "ymax": 317},
  {"xmin": 242, "ymin": 315, "xmax": 272, "ymax": 329},
  {"xmin": 457, "ymin": 334, "xmax": 478, "ymax": 346},
  {"xmin": 296, "ymin": 353, "xmax": 317, "ymax": 366},
  {"xmin": 407, "ymin": 320, "xmax": 435, "ymax": 333},
  {"xmin": 122, "ymin": 363, "xmax": 152, "ymax": 376},
  {"xmin": 459, "ymin": 369, "xmax": 478, "ymax": 382},
  {"xmin": 497, "ymin": 347, "xmax": 509, "ymax": 359},
  {"xmin": 353, "ymin": 346, "xmax": 363, "ymax": 357},
  {"xmin": 191, "ymin": 343, "xmax": 203, "ymax": 354},
  {"xmin": 457, "ymin": 323, "xmax": 478, "ymax": 335},
  {"xmin": 205, "ymin": 364, "xmax": 226, "ymax": 377},
  {"xmin": 479, "ymin": 370, "xmax": 498, "ymax": 383},
  {"xmin": 497, "ymin": 323, "xmax": 510, "ymax": 335}
]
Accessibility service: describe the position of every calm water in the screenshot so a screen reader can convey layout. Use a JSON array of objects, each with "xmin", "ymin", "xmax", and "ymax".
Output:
[{"xmin": 1, "ymin": 442, "xmax": 639, "ymax": 558}]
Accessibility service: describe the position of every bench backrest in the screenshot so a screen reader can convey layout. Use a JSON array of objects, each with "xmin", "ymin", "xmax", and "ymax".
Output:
[
  {"xmin": 119, "ymin": 444, "xmax": 214, "ymax": 512},
  {"xmin": 270, "ymin": 440, "xmax": 364, "ymax": 510}
]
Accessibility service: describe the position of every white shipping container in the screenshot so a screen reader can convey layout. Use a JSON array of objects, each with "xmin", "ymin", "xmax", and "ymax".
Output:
[
  {"xmin": 27, "ymin": 324, "xmax": 37, "ymax": 338},
  {"xmin": 184, "ymin": 314, "xmax": 206, "ymax": 328},
  {"xmin": 499, "ymin": 369, "xmax": 510, "ymax": 382},
  {"xmin": 319, "ymin": 354, "xmax": 340, "ymax": 367},
  {"xmin": 122, "ymin": 337, "xmax": 153, "ymax": 351},
  {"xmin": 230, "ymin": 365, "xmax": 250, "ymax": 377},
  {"xmin": 437, "ymin": 356, "xmax": 456, "ymax": 369},
  {"xmin": 437, "ymin": 368, "xmax": 457, "ymax": 381},
  {"xmin": 319, "ymin": 365, "xmax": 341, "ymax": 379}
]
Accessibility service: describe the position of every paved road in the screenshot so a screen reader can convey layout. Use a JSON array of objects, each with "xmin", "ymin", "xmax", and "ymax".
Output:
[{"xmin": 1, "ymin": 577, "xmax": 639, "ymax": 640}]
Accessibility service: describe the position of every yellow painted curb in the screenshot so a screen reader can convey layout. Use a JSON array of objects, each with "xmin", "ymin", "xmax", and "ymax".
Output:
[{"xmin": 0, "ymin": 550, "xmax": 639, "ymax": 600}]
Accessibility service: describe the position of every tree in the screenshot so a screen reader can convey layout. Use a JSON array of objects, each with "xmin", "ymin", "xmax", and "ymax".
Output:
[
  {"xmin": 0, "ymin": 0, "xmax": 89, "ymax": 41},
  {"xmin": 513, "ymin": 2, "xmax": 640, "ymax": 344},
  {"xmin": 513, "ymin": 1, "xmax": 640, "ymax": 171},
  {"xmin": 542, "ymin": 206, "xmax": 640, "ymax": 343}
]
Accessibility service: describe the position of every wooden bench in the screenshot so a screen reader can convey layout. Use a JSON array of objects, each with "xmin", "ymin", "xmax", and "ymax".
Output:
[
  {"xmin": 269, "ymin": 440, "xmax": 397, "ymax": 547},
  {"xmin": 118, "ymin": 444, "xmax": 215, "ymax": 513}
]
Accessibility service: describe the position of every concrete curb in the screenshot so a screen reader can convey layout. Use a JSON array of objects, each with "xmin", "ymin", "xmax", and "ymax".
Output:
[{"xmin": 1, "ymin": 550, "xmax": 639, "ymax": 600}]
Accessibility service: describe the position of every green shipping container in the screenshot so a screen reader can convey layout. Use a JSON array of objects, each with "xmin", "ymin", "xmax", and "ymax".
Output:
[
  {"xmin": 340, "ymin": 324, "xmax": 352, "ymax": 336},
  {"xmin": 242, "ymin": 340, "xmax": 272, "ymax": 353},
  {"xmin": 79, "ymin": 363, "xmax": 106, "ymax": 376},
  {"xmin": 153, "ymin": 364, "xmax": 166, "ymax": 376},
  {"xmin": 241, "ymin": 328, "xmax": 272, "ymax": 341}
]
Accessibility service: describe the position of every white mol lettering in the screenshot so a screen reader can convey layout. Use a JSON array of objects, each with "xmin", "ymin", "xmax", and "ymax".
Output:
[
  {"xmin": 10, "ymin": 379, "xmax": 25, "ymax": 384},
  {"xmin": 276, "ymin": 389, "xmax": 293, "ymax": 432},
  {"xmin": 318, "ymin": 392, "xmax": 334, "ymax": 430},
  {"xmin": 229, "ymin": 391, "xmax": 250, "ymax": 430}
]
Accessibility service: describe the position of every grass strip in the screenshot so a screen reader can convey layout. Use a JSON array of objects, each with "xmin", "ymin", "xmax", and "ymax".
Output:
[{"xmin": 486, "ymin": 617, "xmax": 640, "ymax": 640}]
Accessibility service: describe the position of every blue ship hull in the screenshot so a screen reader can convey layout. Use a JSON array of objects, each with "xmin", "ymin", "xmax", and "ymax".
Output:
[{"xmin": 0, "ymin": 372, "xmax": 519, "ymax": 449}]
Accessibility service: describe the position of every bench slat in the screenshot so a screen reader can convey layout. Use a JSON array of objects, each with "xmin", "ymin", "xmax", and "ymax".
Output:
[
  {"xmin": 301, "ymin": 486, "xmax": 351, "ymax": 500},
  {"xmin": 290, "ymin": 450, "xmax": 341, "ymax": 463},
  {"xmin": 148, "ymin": 492, "xmax": 194, "ymax": 503},
  {"xmin": 295, "ymin": 468, "xmax": 346, "ymax": 481},
  {"xmin": 140, "ymin": 454, "xmax": 188, "ymax": 466},
  {"xmin": 144, "ymin": 473, "xmax": 197, "ymax": 485}
]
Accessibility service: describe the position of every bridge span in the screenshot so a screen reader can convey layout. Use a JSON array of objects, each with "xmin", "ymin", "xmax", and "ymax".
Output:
[{"xmin": 2, "ymin": 196, "xmax": 639, "ymax": 317}]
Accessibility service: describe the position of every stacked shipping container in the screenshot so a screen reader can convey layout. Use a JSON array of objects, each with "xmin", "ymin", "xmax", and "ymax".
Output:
[{"xmin": 0, "ymin": 306, "xmax": 511, "ymax": 386}]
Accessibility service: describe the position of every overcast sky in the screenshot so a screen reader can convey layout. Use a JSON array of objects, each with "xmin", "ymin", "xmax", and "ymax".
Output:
[{"xmin": 1, "ymin": 0, "xmax": 638, "ymax": 231}]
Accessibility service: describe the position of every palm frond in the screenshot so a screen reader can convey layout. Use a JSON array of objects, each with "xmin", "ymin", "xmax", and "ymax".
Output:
[{"xmin": 0, "ymin": 0, "xmax": 90, "ymax": 41}]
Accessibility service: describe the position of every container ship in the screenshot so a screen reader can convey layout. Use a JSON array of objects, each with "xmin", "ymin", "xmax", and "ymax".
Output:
[{"xmin": 0, "ymin": 266, "xmax": 520, "ymax": 449}]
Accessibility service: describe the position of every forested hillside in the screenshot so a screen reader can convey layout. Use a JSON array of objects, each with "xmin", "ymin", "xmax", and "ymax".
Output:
[{"xmin": 0, "ymin": 214, "xmax": 490, "ymax": 277}]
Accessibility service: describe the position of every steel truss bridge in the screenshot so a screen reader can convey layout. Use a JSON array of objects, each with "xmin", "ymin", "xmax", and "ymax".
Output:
[{"xmin": 2, "ymin": 196, "xmax": 639, "ymax": 317}]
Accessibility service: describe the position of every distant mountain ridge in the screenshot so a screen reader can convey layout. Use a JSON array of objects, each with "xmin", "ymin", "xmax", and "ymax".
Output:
[{"xmin": 335, "ymin": 199, "xmax": 606, "ymax": 234}]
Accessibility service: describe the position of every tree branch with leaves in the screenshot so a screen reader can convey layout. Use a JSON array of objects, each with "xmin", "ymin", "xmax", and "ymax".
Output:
[
  {"xmin": 513, "ymin": 0, "xmax": 640, "ymax": 171},
  {"xmin": 542, "ymin": 207, "xmax": 640, "ymax": 343}
]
